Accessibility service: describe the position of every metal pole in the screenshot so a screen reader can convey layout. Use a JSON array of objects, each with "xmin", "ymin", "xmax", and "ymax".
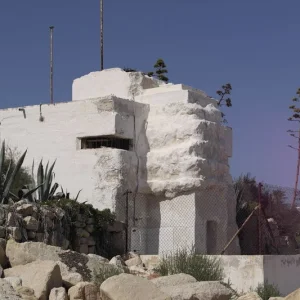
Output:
[
  {"xmin": 49, "ymin": 26, "xmax": 54, "ymax": 104},
  {"xmin": 258, "ymin": 182, "xmax": 263, "ymax": 254},
  {"xmin": 100, "ymin": 0, "xmax": 104, "ymax": 70},
  {"xmin": 123, "ymin": 190, "xmax": 132, "ymax": 253},
  {"xmin": 292, "ymin": 129, "xmax": 300, "ymax": 209},
  {"xmin": 221, "ymin": 205, "xmax": 260, "ymax": 255}
]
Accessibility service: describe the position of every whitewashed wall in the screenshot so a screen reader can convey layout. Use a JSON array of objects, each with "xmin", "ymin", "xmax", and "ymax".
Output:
[{"xmin": 0, "ymin": 96, "xmax": 145, "ymax": 216}]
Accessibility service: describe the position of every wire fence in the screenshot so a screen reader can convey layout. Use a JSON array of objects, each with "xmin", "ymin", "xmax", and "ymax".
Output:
[{"xmin": 117, "ymin": 182, "xmax": 300, "ymax": 256}]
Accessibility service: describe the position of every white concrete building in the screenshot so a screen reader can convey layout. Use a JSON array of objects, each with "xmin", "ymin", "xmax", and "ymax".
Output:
[{"xmin": 0, "ymin": 68, "xmax": 240, "ymax": 255}]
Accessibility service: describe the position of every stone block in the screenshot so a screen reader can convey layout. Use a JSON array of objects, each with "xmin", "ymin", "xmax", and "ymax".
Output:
[
  {"xmin": 76, "ymin": 228, "xmax": 90, "ymax": 238},
  {"xmin": 0, "ymin": 226, "xmax": 5, "ymax": 238},
  {"xmin": 16, "ymin": 204, "xmax": 34, "ymax": 217},
  {"xmin": 68, "ymin": 282, "xmax": 98, "ymax": 300},
  {"xmin": 100, "ymin": 273, "xmax": 171, "ymax": 300},
  {"xmin": 4, "ymin": 260, "xmax": 62, "ymax": 300},
  {"xmin": 87, "ymin": 237, "xmax": 96, "ymax": 246},
  {"xmin": 8, "ymin": 227, "xmax": 22, "ymax": 241},
  {"xmin": 85, "ymin": 225, "xmax": 94, "ymax": 233},
  {"xmin": 0, "ymin": 279, "xmax": 22, "ymax": 299},
  {"xmin": 27, "ymin": 231, "xmax": 36, "ymax": 240},
  {"xmin": 49, "ymin": 287, "xmax": 68, "ymax": 300},
  {"xmin": 3, "ymin": 277, "xmax": 22, "ymax": 290},
  {"xmin": 88, "ymin": 246, "xmax": 95, "ymax": 254},
  {"xmin": 79, "ymin": 244, "xmax": 89, "ymax": 254},
  {"xmin": 23, "ymin": 216, "xmax": 39, "ymax": 231},
  {"xmin": 151, "ymin": 273, "xmax": 197, "ymax": 288},
  {"xmin": 125, "ymin": 256, "xmax": 143, "ymax": 268}
]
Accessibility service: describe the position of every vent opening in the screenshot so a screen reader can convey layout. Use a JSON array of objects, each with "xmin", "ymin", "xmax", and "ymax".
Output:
[{"xmin": 80, "ymin": 135, "xmax": 132, "ymax": 151}]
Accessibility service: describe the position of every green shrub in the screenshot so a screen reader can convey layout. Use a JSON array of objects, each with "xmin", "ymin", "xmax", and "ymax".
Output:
[
  {"xmin": 254, "ymin": 281, "xmax": 281, "ymax": 300},
  {"xmin": 93, "ymin": 266, "xmax": 123, "ymax": 286},
  {"xmin": 154, "ymin": 246, "xmax": 224, "ymax": 281}
]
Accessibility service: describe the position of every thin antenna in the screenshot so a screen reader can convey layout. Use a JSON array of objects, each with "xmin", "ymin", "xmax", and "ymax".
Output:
[
  {"xmin": 100, "ymin": 0, "xmax": 104, "ymax": 70},
  {"xmin": 49, "ymin": 26, "xmax": 54, "ymax": 104}
]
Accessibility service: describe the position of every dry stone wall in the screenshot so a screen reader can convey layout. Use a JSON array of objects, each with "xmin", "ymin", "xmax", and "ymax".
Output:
[{"xmin": 0, "ymin": 200, "xmax": 125, "ymax": 257}]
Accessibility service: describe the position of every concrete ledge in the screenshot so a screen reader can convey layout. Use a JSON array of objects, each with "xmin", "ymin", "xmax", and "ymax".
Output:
[{"xmin": 140, "ymin": 254, "xmax": 300, "ymax": 296}]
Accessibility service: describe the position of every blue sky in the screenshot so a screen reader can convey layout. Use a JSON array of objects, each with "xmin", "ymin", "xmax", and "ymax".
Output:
[{"xmin": 0, "ymin": 0, "xmax": 299, "ymax": 188}]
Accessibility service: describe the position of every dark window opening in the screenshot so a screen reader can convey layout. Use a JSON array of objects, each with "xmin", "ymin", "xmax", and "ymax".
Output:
[
  {"xmin": 80, "ymin": 135, "xmax": 132, "ymax": 151},
  {"xmin": 206, "ymin": 220, "xmax": 217, "ymax": 254}
]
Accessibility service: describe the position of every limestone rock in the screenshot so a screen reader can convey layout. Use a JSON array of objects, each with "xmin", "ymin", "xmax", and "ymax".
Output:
[
  {"xmin": 23, "ymin": 216, "xmax": 39, "ymax": 231},
  {"xmin": 87, "ymin": 237, "xmax": 96, "ymax": 246},
  {"xmin": 0, "ymin": 238, "xmax": 6, "ymax": 250},
  {"xmin": 76, "ymin": 228, "xmax": 90, "ymax": 238},
  {"xmin": 88, "ymin": 246, "xmax": 95, "ymax": 254},
  {"xmin": 49, "ymin": 287, "xmax": 68, "ymax": 300},
  {"xmin": 6, "ymin": 240, "xmax": 121, "ymax": 283},
  {"xmin": 40, "ymin": 206, "xmax": 56, "ymax": 220},
  {"xmin": 151, "ymin": 273, "xmax": 197, "ymax": 288},
  {"xmin": 285, "ymin": 288, "xmax": 300, "ymax": 300},
  {"xmin": 68, "ymin": 282, "xmax": 98, "ymax": 300},
  {"xmin": 27, "ymin": 231, "xmax": 36, "ymax": 239},
  {"xmin": 0, "ymin": 226, "xmax": 5, "ymax": 238},
  {"xmin": 109, "ymin": 255, "xmax": 126, "ymax": 268},
  {"xmin": 16, "ymin": 286, "xmax": 36, "ymax": 298},
  {"xmin": 87, "ymin": 254, "xmax": 109, "ymax": 263},
  {"xmin": 269, "ymin": 298, "xmax": 284, "ymax": 300},
  {"xmin": 100, "ymin": 273, "xmax": 171, "ymax": 300},
  {"xmin": 56, "ymin": 261, "xmax": 83, "ymax": 288},
  {"xmin": 4, "ymin": 260, "xmax": 62, "ymax": 300},
  {"xmin": 8, "ymin": 227, "xmax": 22, "ymax": 241},
  {"xmin": 0, "ymin": 279, "xmax": 22, "ymax": 300},
  {"xmin": 3, "ymin": 277, "xmax": 22, "ymax": 289},
  {"xmin": 86, "ymin": 254, "xmax": 124, "ymax": 282},
  {"xmin": 160, "ymin": 281, "xmax": 232, "ymax": 300},
  {"xmin": 7, "ymin": 212, "xmax": 22, "ymax": 227},
  {"xmin": 0, "ymin": 244, "xmax": 6, "ymax": 267},
  {"xmin": 237, "ymin": 292, "xmax": 262, "ymax": 300},
  {"xmin": 80, "ymin": 244, "xmax": 89, "ymax": 254},
  {"xmin": 85, "ymin": 225, "xmax": 94, "ymax": 233},
  {"xmin": 125, "ymin": 256, "xmax": 143, "ymax": 268},
  {"xmin": 0, "ymin": 207, "xmax": 5, "ymax": 225},
  {"xmin": 16, "ymin": 204, "xmax": 34, "ymax": 217},
  {"xmin": 128, "ymin": 266, "xmax": 150, "ymax": 278}
]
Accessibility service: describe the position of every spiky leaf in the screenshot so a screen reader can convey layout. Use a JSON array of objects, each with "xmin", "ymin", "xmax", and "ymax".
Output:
[
  {"xmin": 0, "ymin": 141, "xmax": 5, "ymax": 189},
  {"xmin": 2, "ymin": 150, "xmax": 27, "ymax": 202},
  {"xmin": 37, "ymin": 160, "xmax": 44, "ymax": 200}
]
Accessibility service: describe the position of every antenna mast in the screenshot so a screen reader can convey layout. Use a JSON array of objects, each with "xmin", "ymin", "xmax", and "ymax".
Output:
[
  {"xmin": 49, "ymin": 26, "xmax": 54, "ymax": 104},
  {"xmin": 100, "ymin": 0, "xmax": 104, "ymax": 70}
]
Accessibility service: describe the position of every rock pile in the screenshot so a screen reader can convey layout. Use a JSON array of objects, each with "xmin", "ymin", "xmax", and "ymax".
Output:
[{"xmin": 0, "ymin": 237, "xmax": 299, "ymax": 299}]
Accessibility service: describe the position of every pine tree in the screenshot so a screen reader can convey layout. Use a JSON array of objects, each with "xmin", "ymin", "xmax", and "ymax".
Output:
[
  {"xmin": 216, "ymin": 83, "xmax": 232, "ymax": 123},
  {"xmin": 148, "ymin": 58, "xmax": 169, "ymax": 83}
]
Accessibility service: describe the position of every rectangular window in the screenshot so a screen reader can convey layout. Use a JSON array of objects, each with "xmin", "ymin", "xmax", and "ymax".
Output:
[{"xmin": 80, "ymin": 135, "xmax": 132, "ymax": 151}]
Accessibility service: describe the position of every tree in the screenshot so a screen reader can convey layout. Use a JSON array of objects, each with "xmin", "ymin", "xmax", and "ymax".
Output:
[
  {"xmin": 287, "ymin": 88, "xmax": 300, "ymax": 208},
  {"xmin": 148, "ymin": 59, "xmax": 169, "ymax": 83},
  {"xmin": 216, "ymin": 83, "xmax": 232, "ymax": 124}
]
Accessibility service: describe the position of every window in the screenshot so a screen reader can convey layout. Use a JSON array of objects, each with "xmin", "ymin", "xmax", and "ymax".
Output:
[{"xmin": 80, "ymin": 135, "xmax": 132, "ymax": 151}]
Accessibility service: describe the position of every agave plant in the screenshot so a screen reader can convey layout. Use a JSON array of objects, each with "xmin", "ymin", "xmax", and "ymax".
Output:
[
  {"xmin": 0, "ymin": 141, "xmax": 38, "ymax": 204},
  {"xmin": 28, "ymin": 160, "xmax": 81, "ymax": 202}
]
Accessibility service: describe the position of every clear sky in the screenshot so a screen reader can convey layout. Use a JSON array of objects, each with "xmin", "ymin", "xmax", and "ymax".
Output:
[{"xmin": 0, "ymin": 0, "xmax": 299, "ymax": 188}]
